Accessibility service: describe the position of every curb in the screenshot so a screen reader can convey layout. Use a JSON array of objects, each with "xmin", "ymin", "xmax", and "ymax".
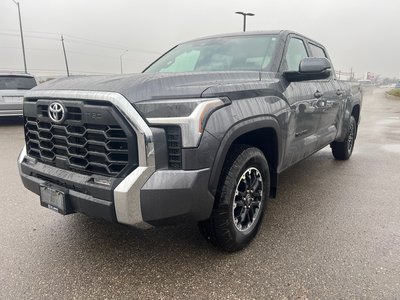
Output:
[{"xmin": 385, "ymin": 92, "xmax": 400, "ymax": 100}]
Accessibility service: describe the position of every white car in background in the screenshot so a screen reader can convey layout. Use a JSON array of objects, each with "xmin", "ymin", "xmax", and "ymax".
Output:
[
  {"xmin": 0, "ymin": 73, "xmax": 37, "ymax": 117},
  {"xmin": 358, "ymin": 79, "xmax": 374, "ymax": 95}
]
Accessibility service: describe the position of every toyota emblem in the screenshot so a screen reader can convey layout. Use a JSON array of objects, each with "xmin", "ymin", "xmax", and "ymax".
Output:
[{"xmin": 48, "ymin": 102, "xmax": 66, "ymax": 123}]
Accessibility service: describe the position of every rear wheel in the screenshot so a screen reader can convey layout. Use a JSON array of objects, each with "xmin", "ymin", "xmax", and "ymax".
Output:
[
  {"xmin": 199, "ymin": 145, "xmax": 270, "ymax": 252},
  {"xmin": 331, "ymin": 115, "xmax": 357, "ymax": 160}
]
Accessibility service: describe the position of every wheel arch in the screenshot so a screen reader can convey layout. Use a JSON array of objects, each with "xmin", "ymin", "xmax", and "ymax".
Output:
[
  {"xmin": 208, "ymin": 116, "xmax": 282, "ymax": 198},
  {"xmin": 336, "ymin": 98, "xmax": 361, "ymax": 143},
  {"xmin": 351, "ymin": 103, "xmax": 361, "ymax": 125}
]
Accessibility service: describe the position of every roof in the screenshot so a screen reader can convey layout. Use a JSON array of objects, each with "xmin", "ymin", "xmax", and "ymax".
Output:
[
  {"xmin": 0, "ymin": 72, "xmax": 35, "ymax": 78},
  {"xmin": 184, "ymin": 30, "xmax": 324, "ymax": 48},
  {"xmin": 187, "ymin": 30, "xmax": 285, "ymax": 42},
  {"xmin": 185, "ymin": 30, "xmax": 286, "ymax": 44}
]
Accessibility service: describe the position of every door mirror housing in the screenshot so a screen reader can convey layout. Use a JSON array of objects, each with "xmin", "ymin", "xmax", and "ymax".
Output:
[{"xmin": 283, "ymin": 57, "xmax": 332, "ymax": 82}]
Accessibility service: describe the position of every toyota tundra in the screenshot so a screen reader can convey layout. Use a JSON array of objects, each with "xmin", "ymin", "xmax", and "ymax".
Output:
[{"xmin": 18, "ymin": 30, "xmax": 362, "ymax": 251}]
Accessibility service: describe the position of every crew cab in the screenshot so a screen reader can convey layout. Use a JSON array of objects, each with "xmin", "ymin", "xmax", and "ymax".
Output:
[{"xmin": 18, "ymin": 30, "xmax": 362, "ymax": 251}]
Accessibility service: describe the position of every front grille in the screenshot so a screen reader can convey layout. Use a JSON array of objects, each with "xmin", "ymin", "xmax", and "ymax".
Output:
[
  {"xmin": 37, "ymin": 104, "xmax": 82, "ymax": 120},
  {"xmin": 24, "ymin": 100, "xmax": 138, "ymax": 177},
  {"xmin": 165, "ymin": 126, "xmax": 182, "ymax": 169}
]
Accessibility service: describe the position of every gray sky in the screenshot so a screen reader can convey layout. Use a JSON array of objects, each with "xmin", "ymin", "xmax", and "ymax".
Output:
[{"xmin": 0, "ymin": 0, "xmax": 399, "ymax": 78}]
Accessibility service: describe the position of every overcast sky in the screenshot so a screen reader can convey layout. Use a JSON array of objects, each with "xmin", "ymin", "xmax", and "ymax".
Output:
[{"xmin": 0, "ymin": 0, "xmax": 399, "ymax": 78}]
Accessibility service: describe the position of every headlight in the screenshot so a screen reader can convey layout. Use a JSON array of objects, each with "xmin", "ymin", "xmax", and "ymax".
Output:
[{"xmin": 135, "ymin": 98, "xmax": 230, "ymax": 147}]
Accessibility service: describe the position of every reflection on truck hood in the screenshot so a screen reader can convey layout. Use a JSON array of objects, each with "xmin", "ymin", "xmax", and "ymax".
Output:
[{"xmin": 33, "ymin": 72, "xmax": 262, "ymax": 103}]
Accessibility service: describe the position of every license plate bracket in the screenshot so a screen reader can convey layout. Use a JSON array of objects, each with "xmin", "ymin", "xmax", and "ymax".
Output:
[{"xmin": 40, "ymin": 185, "xmax": 70, "ymax": 215}]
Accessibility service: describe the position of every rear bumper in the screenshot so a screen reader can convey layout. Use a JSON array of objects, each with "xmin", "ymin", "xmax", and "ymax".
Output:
[
  {"xmin": 0, "ymin": 109, "xmax": 23, "ymax": 117},
  {"xmin": 18, "ymin": 147, "xmax": 214, "ymax": 227},
  {"xmin": 0, "ymin": 101, "xmax": 23, "ymax": 116}
]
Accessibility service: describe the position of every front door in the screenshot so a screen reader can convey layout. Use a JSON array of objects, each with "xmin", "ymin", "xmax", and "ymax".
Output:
[{"xmin": 280, "ymin": 36, "xmax": 322, "ymax": 170}]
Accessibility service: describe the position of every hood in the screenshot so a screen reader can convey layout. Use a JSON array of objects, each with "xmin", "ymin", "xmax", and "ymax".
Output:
[{"xmin": 33, "ymin": 72, "xmax": 261, "ymax": 103}]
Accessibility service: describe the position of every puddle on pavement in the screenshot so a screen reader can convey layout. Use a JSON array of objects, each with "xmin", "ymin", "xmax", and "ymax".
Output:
[
  {"xmin": 381, "ymin": 144, "xmax": 400, "ymax": 153},
  {"xmin": 376, "ymin": 119, "xmax": 400, "ymax": 126}
]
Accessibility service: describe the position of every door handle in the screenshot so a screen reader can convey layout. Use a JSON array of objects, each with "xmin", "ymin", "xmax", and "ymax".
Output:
[
  {"xmin": 336, "ymin": 89, "xmax": 344, "ymax": 96},
  {"xmin": 314, "ymin": 91, "xmax": 323, "ymax": 98}
]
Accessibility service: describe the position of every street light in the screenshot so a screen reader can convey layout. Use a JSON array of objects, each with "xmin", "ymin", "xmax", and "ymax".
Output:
[
  {"xmin": 10, "ymin": 0, "xmax": 27, "ymax": 73},
  {"xmin": 120, "ymin": 50, "xmax": 128, "ymax": 74},
  {"xmin": 61, "ymin": 35, "xmax": 70, "ymax": 76},
  {"xmin": 235, "ymin": 11, "xmax": 255, "ymax": 32}
]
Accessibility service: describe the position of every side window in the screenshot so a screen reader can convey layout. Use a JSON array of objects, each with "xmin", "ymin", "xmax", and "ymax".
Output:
[
  {"xmin": 309, "ymin": 43, "xmax": 327, "ymax": 58},
  {"xmin": 284, "ymin": 38, "xmax": 308, "ymax": 71}
]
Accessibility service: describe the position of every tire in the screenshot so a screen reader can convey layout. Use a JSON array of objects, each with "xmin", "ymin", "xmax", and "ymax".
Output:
[
  {"xmin": 199, "ymin": 144, "xmax": 270, "ymax": 252},
  {"xmin": 331, "ymin": 115, "xmax": 357, "ymax": 160}
]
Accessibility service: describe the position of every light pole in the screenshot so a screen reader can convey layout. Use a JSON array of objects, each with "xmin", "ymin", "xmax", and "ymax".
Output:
[
  {"xmin": 120, "ymin": 50, "xmax": 128, "ymax": 74},
  {"xmin": 61, "ymin": 35, "xmax": 70, "ymax": 76},
  {"xmin": 10, "ymin": 0, "xmax": 27, "ymax": 73},
  {"xmin": 235, "ymin": 11, "xmax": 255, "ymax": 32}
]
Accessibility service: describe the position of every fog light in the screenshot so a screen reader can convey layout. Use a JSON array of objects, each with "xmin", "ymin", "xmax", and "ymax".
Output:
[
  {"xmin": 92, "ymin": 178, "xmax": 112, "ymax": 186},
  {"xmin": 25, "ymin": 156, "xmax": 37, "ymax": 165}
]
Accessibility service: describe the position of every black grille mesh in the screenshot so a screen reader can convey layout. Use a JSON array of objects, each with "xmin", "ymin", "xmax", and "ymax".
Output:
[
  {"xmin": 24, "ymin": 102, "xmax": 134, "ymax": 177},
  {"xmin": 165, "ymin": 126, "xmax": 182, "ymax": 169}
]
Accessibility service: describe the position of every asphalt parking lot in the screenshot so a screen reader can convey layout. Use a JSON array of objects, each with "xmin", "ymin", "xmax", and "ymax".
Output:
[{"xmin": 0, "ymin": 89, "xmax": 399, "ymax": 299}]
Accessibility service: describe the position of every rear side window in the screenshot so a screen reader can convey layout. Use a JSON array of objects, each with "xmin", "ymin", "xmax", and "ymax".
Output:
[
  {"xmin": 284, "ymin": 38, "xmax": 308, "ymax": 71},
  {"xmin": 0, "ymin": 76, "xmax": 37, "ymax": 90},
  {"xmin": 309, "ymin": 43, "xmax": 327, "ymax": 58}
]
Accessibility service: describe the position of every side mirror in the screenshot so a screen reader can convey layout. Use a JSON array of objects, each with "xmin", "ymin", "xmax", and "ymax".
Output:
[{"xmin": 283, "ymin": 57, "xmax": 332, "ymax": 82}]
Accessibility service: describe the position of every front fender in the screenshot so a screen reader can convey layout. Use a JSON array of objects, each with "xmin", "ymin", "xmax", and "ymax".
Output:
[{"xmin": 207, "ymin": 116, "xmax": 282, "ymax": 195}]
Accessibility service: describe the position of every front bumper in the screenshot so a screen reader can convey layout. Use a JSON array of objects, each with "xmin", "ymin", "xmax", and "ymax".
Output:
[
  {"xmin": 18, "ymin": 147, "xmax": 214, "ymax": 227},
  {"xmin": 18, "ymin": 90, "xmax": 214, "ymax": 228}
]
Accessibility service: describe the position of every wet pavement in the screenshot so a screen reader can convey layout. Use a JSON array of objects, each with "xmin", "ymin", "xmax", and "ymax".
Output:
[{"xmin": 1, "ymin": 89, "xmax": 399, "ymax": 299}]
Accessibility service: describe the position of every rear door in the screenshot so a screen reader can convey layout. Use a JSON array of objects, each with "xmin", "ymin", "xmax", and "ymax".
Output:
[{"xmin": 306, "ymin": 42, "xmax": 342, "ymax": 148}]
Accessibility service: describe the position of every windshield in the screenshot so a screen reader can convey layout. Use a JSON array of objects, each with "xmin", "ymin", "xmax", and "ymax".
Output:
[
  {"xmin": 144, "ymin": 35, "xmax": 278, "ymax": 73},
  {"xmin": 0, "ymin": 76, "xmax": 37, "ymax": 90}
]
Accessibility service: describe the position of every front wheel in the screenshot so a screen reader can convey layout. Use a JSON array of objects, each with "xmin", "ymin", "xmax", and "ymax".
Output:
[
  {"xmin": 199, "ymin": 145, "xmax": 270, "ymax": 252},
  {"xmin": 331, "ymin": 115, "xmax": 357, "ymax": 160}
]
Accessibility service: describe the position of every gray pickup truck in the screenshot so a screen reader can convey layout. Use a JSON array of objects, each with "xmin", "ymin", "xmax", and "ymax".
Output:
[{"xmin": 18, "ymin": 30, "xmax": 362, "ymax": 251}]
